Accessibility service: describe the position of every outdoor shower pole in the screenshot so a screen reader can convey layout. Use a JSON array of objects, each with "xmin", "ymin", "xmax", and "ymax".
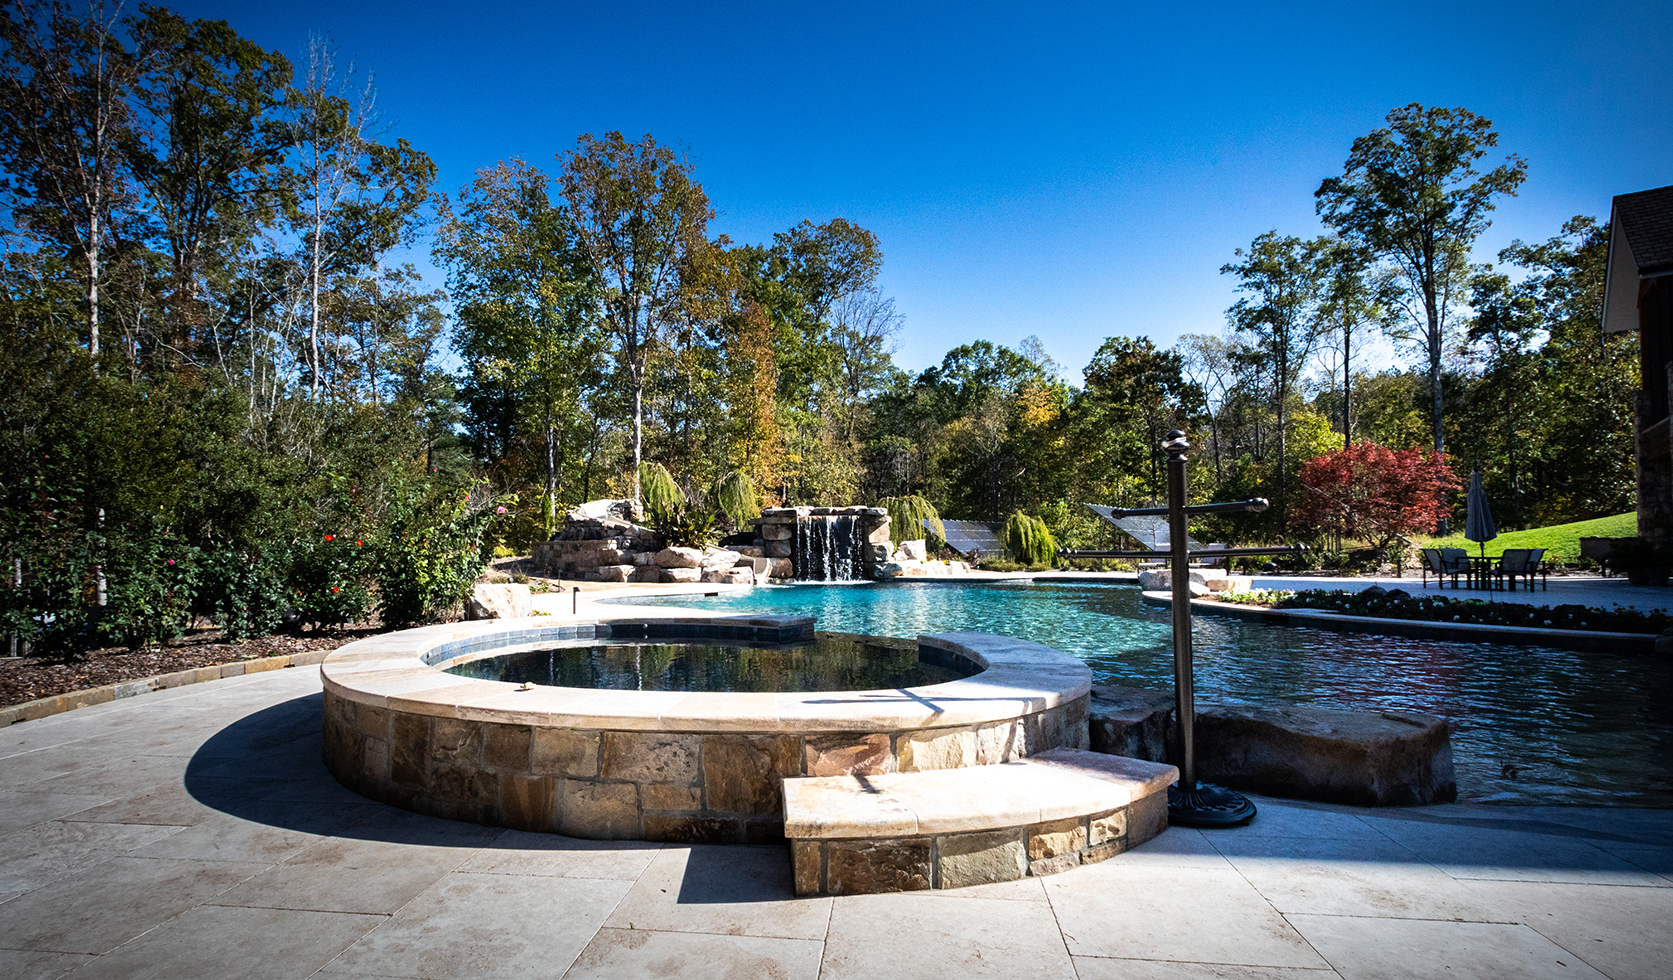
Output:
[{"xmin": 1165, "ymin": 433, "xmax": 1196, "ymax": 790}]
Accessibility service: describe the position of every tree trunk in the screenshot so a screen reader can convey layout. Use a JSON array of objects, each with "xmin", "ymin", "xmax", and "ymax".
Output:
[
  {"xmin": 1425, "ymin": 289, "xmax": 1447, "ymax": 534},
  {"xmin": 1342, "ymin": 320, "xmax": 1351, "ymax": 450}
]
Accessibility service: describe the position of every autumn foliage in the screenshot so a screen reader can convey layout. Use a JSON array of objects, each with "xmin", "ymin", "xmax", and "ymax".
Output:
[{"xmin": 1293, "ymin": 442, "xmax": 1461, "ymax": 549}]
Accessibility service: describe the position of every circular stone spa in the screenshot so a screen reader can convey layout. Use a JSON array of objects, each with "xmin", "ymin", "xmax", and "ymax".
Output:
[{"xmin": 319, "ymin": 615, "xmax": 1101, "ymax": 846}]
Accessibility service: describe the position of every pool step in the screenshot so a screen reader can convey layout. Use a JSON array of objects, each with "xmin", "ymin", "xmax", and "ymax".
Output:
[{"xmin": 782, "ymin": 748, "xmax": 1178, "ymax": 896}]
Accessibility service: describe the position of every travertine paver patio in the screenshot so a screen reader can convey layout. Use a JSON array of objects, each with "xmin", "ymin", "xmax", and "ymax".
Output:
[{"xmin": 1, "ymin": 665, "xmax": 1669, "ymax": 980}]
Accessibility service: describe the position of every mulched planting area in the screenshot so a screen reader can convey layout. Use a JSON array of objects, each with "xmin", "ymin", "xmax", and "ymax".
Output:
[{"xmin": 0, "ymin": 628, "xmax": 380, "ymax": 709}]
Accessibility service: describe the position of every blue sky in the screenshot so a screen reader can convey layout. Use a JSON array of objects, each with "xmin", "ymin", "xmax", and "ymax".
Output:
[{"xmin": 173, "ymin": 0, "xmax": 1672, "ymax": 379}]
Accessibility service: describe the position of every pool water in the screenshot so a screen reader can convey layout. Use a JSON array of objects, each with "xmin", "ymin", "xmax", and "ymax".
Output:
[
  {"xmin": 608, "ymin": 581, "xmax": 1673, "ymax": 807},
  {"xmin": 441, "ymin": 636, "xmax": 979, "ymax": 693}
]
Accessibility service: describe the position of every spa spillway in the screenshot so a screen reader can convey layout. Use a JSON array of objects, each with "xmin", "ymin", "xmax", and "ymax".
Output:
[{"xmin": 320, "ymin": 615, "xmax": 1092, "ymax": 843}]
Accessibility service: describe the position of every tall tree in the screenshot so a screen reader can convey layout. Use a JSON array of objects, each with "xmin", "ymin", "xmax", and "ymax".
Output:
[
  {"xmin": 1221, "ymin": 231, "xmax": 1326, "ymax": 517},
  {"xmin": 126, "ymin": 6, "xmax": 290, "ymax": 364},
  {"xmin": 438, "ymin": 159, "xmax": 602, "ymax": 533},
  {"xmin": 0, "ymin": 0, "xmax": 139, "ymax": 360},
  {"xmin": 1315, "ymin": 103, "xmax": 1527, "ymax": 482},
  {"xmin": 560, "ymin": 131, "xmax": 711, "ymax": 503},
  {"xmin": 286, "ymin": 36, "xmax": 433, "ymax": 400},
  {"xmin": 1314, "ymin": 238, "xmax": 1397, "ymax": 449}
]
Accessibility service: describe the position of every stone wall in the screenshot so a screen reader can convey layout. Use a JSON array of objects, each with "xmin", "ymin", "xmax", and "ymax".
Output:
[
  {"xmin": 323, "ymin": 689, "xmax": 1091, "ymax": 844},
  {"xmin": 790, "ymin": 794, "xmax": 1165, "ymax": 895},
  {"xmin": 750, "ymin": 506, "xmax": 891, "ymax": 580}
]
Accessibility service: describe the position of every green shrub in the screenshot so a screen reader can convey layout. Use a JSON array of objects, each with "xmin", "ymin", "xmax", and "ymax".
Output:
[
  {"xmin": 648, "ymin": 503, "xmax": 719, "ymax": 549},
  {"xmin": 878, "ymin": 494, "xmax": 944, "ymax": 548},
  {"xmin": 377, "ymin": 485, "xmax": 505, "ymax": 628},
  {"xmin": 193, "ymin": 547, "xmax": 288, "ymax": 642},
  {"xmin": 287, "ymin": 532, "xmax": 373, "ymax": 630},
  {"xmin": 1002, "ymin": 511, "xmax": 1058, "ymax": 566},
  {"xmin": 98, "ymin": 522, "xmax": 198, "ymax": 648}
]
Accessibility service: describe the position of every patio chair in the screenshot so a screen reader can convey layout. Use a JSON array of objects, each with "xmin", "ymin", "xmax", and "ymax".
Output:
[
  {"xmin": 1421, "ymin": 548, "xmax": 1468, "ymax": 588},
  {"xmin": 1498, "ymin": 548, "xmax": 1548, "ymax": 591}
]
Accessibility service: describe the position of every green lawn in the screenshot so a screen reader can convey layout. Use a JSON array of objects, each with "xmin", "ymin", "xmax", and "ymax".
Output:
[{"xmin": 1421, "ymin": 512, "xmax": 1635, "ymax": 563}]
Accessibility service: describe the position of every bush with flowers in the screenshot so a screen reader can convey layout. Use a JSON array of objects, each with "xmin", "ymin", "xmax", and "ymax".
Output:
[
  {"xmin": 376, "ymin": 480, "xmax": 511, "ymax": 627},
  {"xmin": 286, "ymin": 532, "xmax": 373, "ymax": 630},
  {"xmin": 1216, "ymin": 587, "xmax": 1671, "ymax": 635}
]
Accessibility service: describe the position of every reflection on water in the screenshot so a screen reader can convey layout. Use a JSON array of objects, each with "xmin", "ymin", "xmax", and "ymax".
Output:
[
  {"xmin": 442, "ymin": 636, "xmax": 978, "ymax": 693},
  {"xmin": 608, "ymin": 581, "xmax": 1673, "ymax": 806}
]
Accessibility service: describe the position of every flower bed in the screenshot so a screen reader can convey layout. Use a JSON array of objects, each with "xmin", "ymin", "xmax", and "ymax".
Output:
[{"xmin": 1215, "ymin": 587, "xmax": 1671, "ymax": 635}]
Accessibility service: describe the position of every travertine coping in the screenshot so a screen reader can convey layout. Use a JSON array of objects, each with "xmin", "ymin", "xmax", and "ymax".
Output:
[
  {"xmin": 319, "ymin": 617, "xmax": 1093, "ymax": 843},
  {"xmin": 320, "ymin": 619, "xmax": 1091, "ymax": 734}
]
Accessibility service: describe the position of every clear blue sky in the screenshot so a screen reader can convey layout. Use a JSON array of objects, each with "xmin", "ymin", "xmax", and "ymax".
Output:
[{"xmin": 173, "ymin": 0, "xmax": 1673, "ymax": 379}]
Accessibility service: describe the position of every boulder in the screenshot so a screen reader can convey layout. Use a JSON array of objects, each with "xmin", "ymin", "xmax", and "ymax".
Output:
[
  {"xmin": 661, "ymin": 567, "xmax": 701, "ymax": 583},
  {"xmin": 876, "ymin": 562, "xmax": 905, "ymax": 581},
  {"xmin": 868, "ymin": 521, "xmax": 893, "ymax": 545},
  {"xmin": 764, "ymin": 541, "xmax": 793, "ymax": 558},
  {"xmin": 898, "ymin": 539, "xmax": 928, "ymax": 561},
  {"xmin": 466, "ymin": 583, "xmax": 533, "ymax": 620},
  {"xmin": 597, "ymin": 564, "xmax": 635, "ymax": 583},
  {"xmin": 1089, "ymin": 685, "xmax": 1175, "ymax": 761},
  {"xmin": 725, "ymin": 545, "xmax": 766, "ymax": 558},
  {"xmin": 1137, "ymin": 568, "xmax": 1210, "ymax": 595},
  {"xmin": 699, "ymin": 548, "xmax": 739, "ymax": 572},
  {"xmin": 632, "ymin": 551, "xmax": 657, "ymax": 566},
  {"xmin": 701, "ymin": 567, "xmax": 754, "ymax": 585},
  {"xmin": 654, "ymin": 547, "xmax": 704, "ymax": 568},
  {"xmin": 1088, "ymin": 685, "xmax": 1457, "ymax": 807},
  {"xmin": 762, "ymin": 523, "xmax": 792, "ymax": 541},
  {"xmin": 566, "ymin": 498, "xmax": 635, "ymax": 522},
  {"xmin": 633, "ymin": 565, "xmax": 663, "ymax": 583},
  {"xmin": 769, "ymin": 559, "xmax": 793, "ymax": 580}
]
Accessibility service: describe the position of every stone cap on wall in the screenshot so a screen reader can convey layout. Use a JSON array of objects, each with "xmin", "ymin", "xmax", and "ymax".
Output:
[{"xmin": 319, "ymin": 619, "xmax": 1090, "ymax": 735}]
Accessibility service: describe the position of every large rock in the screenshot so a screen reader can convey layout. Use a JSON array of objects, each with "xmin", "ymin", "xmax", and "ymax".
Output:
[
  {"xmin": 465, "ymin": 583, "xmax": 533, "ymax": 620},
  {"xmin": 597, "ymin": 565, "xmax": 635, "ymax": 583},
  {"xmin": 764, "ymin": 541, "xmax": 792, "ymax": 558},
  {"xmin": 1137, "ymin": 568, "xmax": 1210, "ymax": 595},
  {"xmin": 1088, "ymin": 685, "xmax": 1456, "ymax": 806},
  {"xmin": 699, "ymin": 548, "xmax": 739, "ymax": 573},
  {"xmin": 768, "ymin": 558, "xmax": 793, "ymax": 580},
  {"xmin": 566, "ymin": 498, "xmax": 635, "ymax": 522},
  {"xmin": 1089, "ymin": 685, "xmax": 1174, "ymax": 761},
  {"xmin": 761, "ymin": 523, "xmax": 792, "ymax": 541},
  {"xmin": 725, "ymin": 545, "xmax": 765, "ymax": 558},
  {"xmin": 661, "ymin": 567, "xmax": 700, "ymax": 583},
  {"xmin": 897, "ymin": 539, "xmax": 928, "ymax": 561},
  {"xmin": 654, "ymin": 547, "xmax": 703, "ymax": 568},
  {"xmin": 701, "ymin": 566, "xmax": 754, "ymax": 585}
]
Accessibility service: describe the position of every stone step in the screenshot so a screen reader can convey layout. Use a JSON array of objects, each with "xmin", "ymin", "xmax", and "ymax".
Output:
[{"xmin": 782, "ymin": 748, "xmax": 1177, "ymax": 895}]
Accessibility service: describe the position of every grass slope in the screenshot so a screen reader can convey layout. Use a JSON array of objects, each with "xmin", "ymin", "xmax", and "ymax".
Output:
[{"xmin": 1422, "ymin": 512, "xmax": 1634, "ymax": 563}]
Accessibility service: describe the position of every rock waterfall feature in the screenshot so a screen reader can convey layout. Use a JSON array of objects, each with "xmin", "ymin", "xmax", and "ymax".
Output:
[{"xmin": 752, "ymin": 507, "xmax": 891, "ymax": 581}]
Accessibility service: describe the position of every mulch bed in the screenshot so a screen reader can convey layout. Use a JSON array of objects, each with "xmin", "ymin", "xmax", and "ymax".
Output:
[{"xmin": 0, "ymin": 628, "xmax": 382, "ymax": 709}]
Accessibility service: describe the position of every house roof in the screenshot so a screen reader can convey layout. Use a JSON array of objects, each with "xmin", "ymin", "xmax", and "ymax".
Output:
[
  {"xmin": 1603, "ymin": 184, "xmax": 1673, "ymax": 334},
  {"xmin": 1616, "ymin": 185, "xmax": 1673, "ymax": 276}
]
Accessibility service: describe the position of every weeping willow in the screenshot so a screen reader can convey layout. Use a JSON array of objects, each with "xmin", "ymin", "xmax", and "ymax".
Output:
[
  {"xmin": 639, "ymin": 461, "xmax": 685, "ymax": 518},
  {"xmin": 1003, "ymin": 511, "xmax": 1058, "ymax": 566},
  {"xmin": 879, "ymin": 494, "xmax": 945, "ymax": 548},
  {"xmin": 713, "ymin": 469, "xmax": 760, "ymax": 526}
]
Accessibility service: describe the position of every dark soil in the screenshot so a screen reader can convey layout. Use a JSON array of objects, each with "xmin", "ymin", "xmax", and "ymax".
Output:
[{"xmin": 0, "ymin": 627, "xmax": 381, "ymax": 709}]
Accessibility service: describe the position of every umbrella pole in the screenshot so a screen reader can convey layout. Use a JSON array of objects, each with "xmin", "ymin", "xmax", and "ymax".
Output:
[{"xmin": 1163, "ymin": 432, "xmax": 1256, "ymax": 829}]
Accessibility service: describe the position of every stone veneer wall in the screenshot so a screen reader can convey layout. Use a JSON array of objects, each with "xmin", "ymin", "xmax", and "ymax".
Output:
[
  {"xmin": 751, "ymin": 506, "xmax": 892, "ymax": 580},
  {"xmin": 791, "ymin": 791, "xmax": 1166, "ymax": 895},
  {"xmin": 321, "ymin": 634, "xmax": 1090, "ymax": 845}
]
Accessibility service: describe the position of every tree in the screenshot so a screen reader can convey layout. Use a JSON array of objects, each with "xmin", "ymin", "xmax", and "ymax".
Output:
[
  {"xmin": 1315, "ymin": 103, "xmax": 1527, "ymax": 492},
  {"xmin": 1292, "ymin": 441, "xmax": 1461, "ymax": 555},
  {"xmin": 438, "ymin": 159, "xmax": 602, "ymax": 535},
  {"xmin": 0, "ymin": 0, "xmax": 140, "ymax": 360},
  {"xmin": 1314, "ymin": 238, "xmax": 1397, "ymax": 449},
  {"xmin": 286, "ymin": 36, "xmax": 433, "ymax": 400},
  {"xmin": 1221, "ymin": 231, "xmax": 1326, "ymax": 517},
  {"xmin": 560, "ymin": 131, "xmax": 711, "ymax": 504},
  {"xmin": 1071, "ymin": 336, "xmax": 1203, "ymax": 506}
]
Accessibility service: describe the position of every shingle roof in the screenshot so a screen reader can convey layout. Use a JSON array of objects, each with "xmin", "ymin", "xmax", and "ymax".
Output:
[{"xmin": 1615, "ymin": 184, "xmax": 1673, "ymax": 276}]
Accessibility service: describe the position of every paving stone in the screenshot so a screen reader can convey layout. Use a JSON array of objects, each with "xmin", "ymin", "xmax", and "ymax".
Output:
[
  {"xmin": 1209, "ymin": 833, "xmax": 1506, "ymax": 921},
  {"xmin": 0, "ymin": 855, "xmax": 268, "ymax": 954},
  {"xmin": 1045, "ymin": 863, "xmax": 1328, "ymax": 967},
  {"xmin": 822, "ymin": 891, "xmax": 1077, "ymax": 979},
  {"xmin": 1356, "ymin": 816, "xmax": 1670, "ymax": 887},
  {"xmin": 0, "ymin": 948, "xmax": 98, "ymax": 980},
  {"xmin": 53, "ymin": 903, "xmax": 384, "ymax": 980},
  {"xmin": 1072, "ymin": 959, "xmax": 1344, "ymax": 979},
  {"xmin": 938, "ymin": 829, "xmax": 1026, "ymax": 888},
  {"xmin": 457, "ymin": 828, "xmax": 660, "ymax": 879},
  {"xmin": 328, "ymin": 871, "xmax": 631, "ymax": 980},
  {"xmin": 208, "ymin": 834, "xmax": 482, "ymax": 915},
  {"xmin": 1461, "ymin": 879, "xmax": 1673, "ymax": 980},
  {"xmin": 0, "ymin": 819, "xmax": 185, "ymax": 898},
  {"xmin": 1288, "ymin": 913, "xmax": 1608, "ymax": 979},
  {"xmin": 603, "ymin": 845, "xmax": 831, "ymax": 940},
  {"xmin": 128, "ymin": 801, "xmax": 371, "ymax": 865},
  {"xmin": 0, "ymin": 792, "xmax": 111, "ymax": 836},
  {"xmin": 565, "ymin": 927, "xmax": 824, "ymax": 980}
]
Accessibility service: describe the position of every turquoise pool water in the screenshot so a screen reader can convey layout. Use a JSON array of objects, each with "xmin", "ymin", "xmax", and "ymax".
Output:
[{"xmin": 607, "ymin": 581, "xmax": 1673, "ymax": 807}]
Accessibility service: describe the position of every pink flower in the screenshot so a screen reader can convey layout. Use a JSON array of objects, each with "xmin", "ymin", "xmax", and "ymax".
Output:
[
  {"xmin": 496, "ymin": 506, "xmax": 507, "ymax": 514},
  {"xmin": 166, "ymin": 559, "xmax": 174, "ymax": 565}
]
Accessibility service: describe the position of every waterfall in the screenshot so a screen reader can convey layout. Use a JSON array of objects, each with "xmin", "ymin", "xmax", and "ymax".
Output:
[{"xmin": 794, "ymin": 514, "xmax": 862, "ymax": 581}]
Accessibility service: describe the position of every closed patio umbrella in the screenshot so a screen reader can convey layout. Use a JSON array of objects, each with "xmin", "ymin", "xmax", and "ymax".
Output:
[{"xmin": 1464, "ymin": 470, "xmax": 1496, "ymax": 558}]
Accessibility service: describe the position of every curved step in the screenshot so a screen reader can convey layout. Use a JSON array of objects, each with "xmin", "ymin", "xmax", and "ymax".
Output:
[{"xmin": 783, "ymin": 748, "xmax": 1178, "ymax": 895}]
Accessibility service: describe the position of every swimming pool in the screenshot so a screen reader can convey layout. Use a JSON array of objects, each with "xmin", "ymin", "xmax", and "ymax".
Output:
[{"xmin": 607, "ymin": 581, "xmax": 1673, "ymax": 807}]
